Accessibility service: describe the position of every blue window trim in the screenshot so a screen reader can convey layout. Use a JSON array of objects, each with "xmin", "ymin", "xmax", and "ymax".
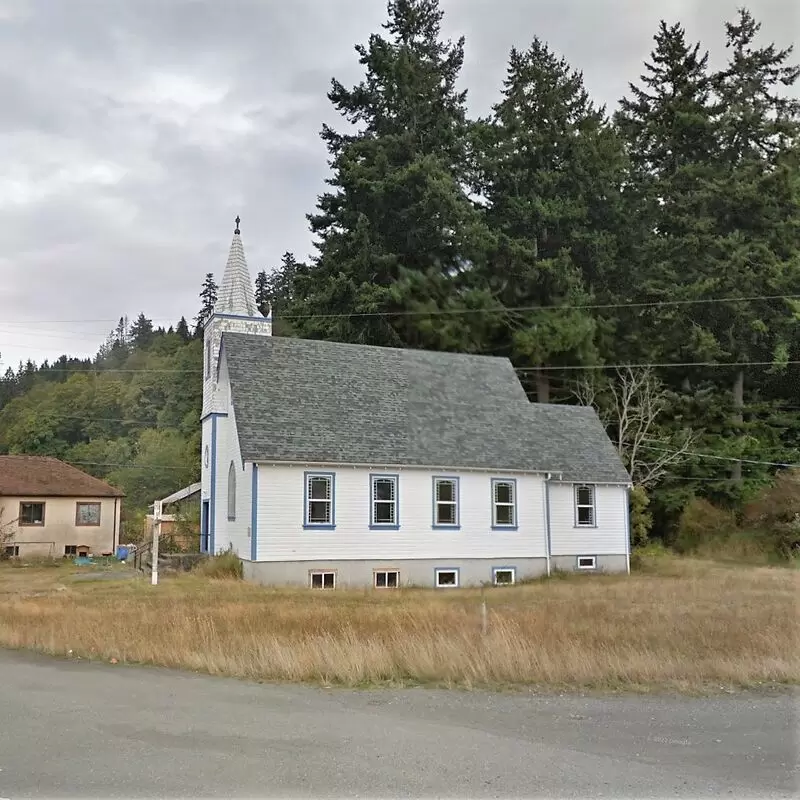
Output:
[
  {"xmin": 576, "ymin": 555, "xmax": 598, "ymax": 570},
  {"xmin": 491, "ymin": 566, "xmax": 517, "ymax": 585},
  {"xmin": 200, "ymin": 411, "xmax": 228, "ymax": 423},
  {"xmin": 369, "ymin": 473, "xmax": 400, "ymax": 530},
  {"xmin": 250, "ymin": 464, "xmax": 259, "ymax": 561},
  {"xmin": 303, "ymin": 471, "xmax": 336, "ymax": 530},
  {"xmin": 209, "ymin": 415, "xmax": 218, "ymax": 554},
  {"xmin": 434, "ymin": 566, "xmax": 460, "ymax": 588},
  {"xmin": 432, "ymin": 475, "xmax": 461, "ymax": 529},
  {"xmin": 574, "ymin": 483, "xmax": 598, "ymax": 528},
  {"xmin": 490, "ymin": 477, "xmax": 519, "ymax": 531}
]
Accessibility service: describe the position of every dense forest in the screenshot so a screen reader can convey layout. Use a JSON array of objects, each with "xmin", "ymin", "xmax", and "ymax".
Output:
[{"xmin": 1, "ymin": 1, "xmax": 798, "ymax": 554}]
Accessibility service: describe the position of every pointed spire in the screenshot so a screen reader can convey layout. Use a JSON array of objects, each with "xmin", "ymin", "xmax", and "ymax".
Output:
[{"xmin": 214, "ymin": 216, "xmax": 260, "ymax": 317}]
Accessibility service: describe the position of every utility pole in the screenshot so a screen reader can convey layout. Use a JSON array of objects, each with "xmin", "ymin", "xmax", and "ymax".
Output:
[{"xmin": 151, "ymin": 500, "xmax": 161, "ymax": 586}]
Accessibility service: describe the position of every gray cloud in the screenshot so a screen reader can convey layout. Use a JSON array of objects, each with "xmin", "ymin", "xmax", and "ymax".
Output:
[{"xmin": 0, "ymin": 0, "xmax": 797, "ymax": 369}]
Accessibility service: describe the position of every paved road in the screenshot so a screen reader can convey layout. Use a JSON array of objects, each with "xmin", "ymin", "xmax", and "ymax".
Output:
[{"xmin": 0, "ymin": 650, "xmax": 796, "ymax": 798}]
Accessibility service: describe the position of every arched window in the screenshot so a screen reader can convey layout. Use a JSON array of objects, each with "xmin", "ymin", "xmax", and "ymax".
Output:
[{"xmin": 227, "ymin": 462, "xmax": 236, "ymax": 521}]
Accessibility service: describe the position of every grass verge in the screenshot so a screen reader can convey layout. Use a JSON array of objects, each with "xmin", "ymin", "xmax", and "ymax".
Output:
[{"xmin": 0, "ymin": 554, "xmax": 797, "ymax": 692}]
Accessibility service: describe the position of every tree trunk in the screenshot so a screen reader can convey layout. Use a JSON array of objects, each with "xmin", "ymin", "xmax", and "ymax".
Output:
[
  {"xmin": 681, "ymin": 375, "xmax": 692, "ymax": 393},
  {"xmin": 536, "ymin": 369, "xmax": 550, "ymax": 404},
  {"xmin": 732, "ymin": 368, "xmax": 744, "ymax": 483}
]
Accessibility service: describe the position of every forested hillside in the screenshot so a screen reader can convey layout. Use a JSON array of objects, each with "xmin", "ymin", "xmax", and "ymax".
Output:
[{"xmin": 1, "ymin": 1, "xmax": 798, "ymax": 552}]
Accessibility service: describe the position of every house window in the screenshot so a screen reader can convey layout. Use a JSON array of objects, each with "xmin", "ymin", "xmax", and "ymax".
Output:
[
  {"xmin": 4, "ymin": 545, "xmax": 19, "ymax": 557},
  {"xmin": 374, "ymin": 570, "xmax": 399, "ymax": 589},
  {"xmin": 575, "ymin": 485, "xmax": 596, "ymax": 527},
  {"xmin": 577, "ymin": 556, "xmax": 597, "ymax": 570},
  {"xmin": 310, "ymin": 571, "xmax": 335, "ymax": 589},
  {"xmin": 370, "ymin": 475, "xmax": 398, "ymax": 527},
  {"xmin": 65, "ymin": 545, "xmax": 78, "ymax": 557},
  {"xmin": 227, "ymin": 462, "xmax": 237, "ymax": 521},
  {"xmin": 433, "ymin": 477, "xmax": 459, "ymax": 527},
  {"xmin": 75, "ymin": 502, "xmax": 101, "ymax": 526},
  {"xmin": 205, "ymin": 339, "xmax": 211, "ymax": 379},
  {"xmin": 491, "ymin": 479, "xmax": 517, "ymax": 528},
  {"xmin": 492, "ymin": 567, "xmax": 516, "ymax": 585},
  {"xmin": 434, "ymin": 568, "xmax": 459, "ymax": 588},
  {"xmin": 305, "ymin": 473, "xmax": 334, "ymax": 527},
  {"xmin": 19, "ymin": 502, "xmax": 45, "ymax": 526}
]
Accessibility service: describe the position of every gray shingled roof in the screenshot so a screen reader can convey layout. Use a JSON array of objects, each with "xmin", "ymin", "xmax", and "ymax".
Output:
[
  {"xmin": 223, "ymin": 333, "xmax": 630, "ymax": 483},
  {"xmin": 214, "ymin": 229, "xmax": 260, "ymax": 318}
]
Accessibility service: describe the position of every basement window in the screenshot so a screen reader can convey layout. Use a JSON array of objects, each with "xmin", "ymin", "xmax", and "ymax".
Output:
[
  {"xmin": 310, "ymin": 571, "xmax": 335, "ymax": 589},
  {"xmin": 577, "ymin": 556, "xmax": 597, "ymax": 570},
  {"xmin": 374, "ymin": 570, "xmax": 399, "ymax": 589},
  {"xmin": 492, "ymin": 567, "xmax": 516, "ymax": 586},
  {"xmin": 4, "ymin": 545, "xmax": 19, "ymax": 557},
  {"xmin": 434, "ymin": 568, "xmax": 459, "ymax": 588},
  {"xmin": 64, "ymin": 545, "xmax": 78, "ymax": 556}
]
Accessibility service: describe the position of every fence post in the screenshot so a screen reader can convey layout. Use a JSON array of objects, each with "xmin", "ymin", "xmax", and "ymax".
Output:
[
  {"xmin": 151, "ymin": 500, "xmax": 161, "ymax": 586},
  {"xmin": 481, "ymin": 585, "xmax": 488, "ymax": 636}
]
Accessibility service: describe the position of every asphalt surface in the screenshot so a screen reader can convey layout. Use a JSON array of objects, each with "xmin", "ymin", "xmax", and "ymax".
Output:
[{"xmin": 0, "ymin": 649, "xmax": 796, "ymax": 798}]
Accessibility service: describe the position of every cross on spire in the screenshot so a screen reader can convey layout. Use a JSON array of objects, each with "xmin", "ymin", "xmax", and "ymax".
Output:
[{"xmin": 234, "ymin": 215, "xmax": 241, "ymax": 234}]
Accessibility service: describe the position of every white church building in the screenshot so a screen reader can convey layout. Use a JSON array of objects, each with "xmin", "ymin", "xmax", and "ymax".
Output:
[{"xmin": 200, "ymin": 220, "xmax": 632, "ymax": 588}]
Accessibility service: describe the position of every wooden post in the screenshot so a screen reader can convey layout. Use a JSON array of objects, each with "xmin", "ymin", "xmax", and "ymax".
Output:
[
  {"xmin": 481, "ymin": 585, "xmax": 488, "ymax": 636},
  {"xmin": 151, "ymin": 500, "xmax": 161, "ymax": 586}
]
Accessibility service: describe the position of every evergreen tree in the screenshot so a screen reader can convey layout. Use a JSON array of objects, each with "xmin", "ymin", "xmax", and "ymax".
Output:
[
  {"xmin": 255, "ymin": 270, "xmax": 270, "ymax": 317},
  {"xmin": 614, "ymin": 21, "xmax": 720, "ymax": 372},
  {"xmin": 295, "ymin": 0, "xmax": 488, "ymax": 350},
  {"xmin": 194, "ymin": 273, "xmax": 218, "ymax": 338},
  {"xmin": 473, "ymin": 40, "xmax": 625, "ymax": 401},
  {"xmin": 176, "ymin": 317, "xmax": 191, "ymax": 342},
  {"xmin": 129, "ymin": 313, "xmax": 154, "ymax": 348}
]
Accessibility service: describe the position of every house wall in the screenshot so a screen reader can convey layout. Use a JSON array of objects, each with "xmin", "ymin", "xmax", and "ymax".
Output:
[
  {"xmin": 547, "ymin": 482, "xmax": 628, "ymax": 557},
  {"xmin": 1, "ymin": 496, "xmax": 119, "ymax": 557},
  {"xmin": 253, "ymin": 464, "xmax": 548, "ymax": 569}
]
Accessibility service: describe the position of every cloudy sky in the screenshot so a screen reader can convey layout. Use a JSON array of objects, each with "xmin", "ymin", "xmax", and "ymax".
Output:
[{"xmin": 0, "ymin": 0, "xmax": 797, "ymax": 371}]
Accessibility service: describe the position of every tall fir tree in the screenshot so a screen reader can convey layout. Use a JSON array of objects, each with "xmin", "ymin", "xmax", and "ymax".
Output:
[
  {"xmin": 175, "ymin": 316, "xmax": 191, "ymax": 342},
  {"xmin": 254, "ymin": 270, "xmax": 270, "ymax": 318},
  {"xmin": 194, "ymin": 273, "xmax": 218, "ymax": 338},
  {"xmin": 294, "ymin": 0, "xmax": 489, "ymax": 350},
  {"xmin": 129, "ymin": 313, "xmax": 154, "ymax": 349},
  {"xmin": 473, "ymin": 40, "xmax": 625, "ymax": 401}
]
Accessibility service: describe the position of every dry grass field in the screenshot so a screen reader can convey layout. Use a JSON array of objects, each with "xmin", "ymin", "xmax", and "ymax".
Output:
[{"xmin": 0, "ymin": 554, "xmax": 797, "ymax": 691}]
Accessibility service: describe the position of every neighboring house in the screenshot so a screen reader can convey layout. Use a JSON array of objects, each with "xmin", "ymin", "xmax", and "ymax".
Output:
[
  {"xmin": 143, "ymin": 482, "xmax": 201, "ymax": 542},
  {"xmin": 0, "ymin": 455, "xmax": 123, "ymax": 558},
  {"xmin": 200, "ymin": 220, "xmax": 631, "ymax": 589}
]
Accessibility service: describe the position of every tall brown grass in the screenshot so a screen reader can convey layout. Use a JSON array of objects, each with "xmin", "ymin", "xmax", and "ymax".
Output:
[{"xmin": 0, "ymin": 555, "xmax": 797, "ymax": 691}]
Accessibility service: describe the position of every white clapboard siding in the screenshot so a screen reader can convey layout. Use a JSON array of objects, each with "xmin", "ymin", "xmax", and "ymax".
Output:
[
  {"xmin": 255, "ymin": 466, "xmax": 548, "ymax": 562},
  {"xmin": 547, "ymin": 483, "xmax": 628, "ymax": 556}
]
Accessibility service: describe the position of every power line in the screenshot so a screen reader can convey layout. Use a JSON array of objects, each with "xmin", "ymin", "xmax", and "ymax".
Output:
[
  {"xmin": 636, "ymin": 440, "xmax": 799, "ymax": 469},
  {"xmin": 517, "ymin": 359, "xmax": 800, "ymax": 372},
  {"xmin": 1, "ymin": 292, "xmax": 798, "ymax": 327},
  {"xmin": 66, "ymin": 460, "xmax": 191, "ymax": 471}
]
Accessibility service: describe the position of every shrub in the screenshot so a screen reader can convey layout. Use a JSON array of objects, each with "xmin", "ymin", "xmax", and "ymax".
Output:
[
  {"xmin": 195, "ymin": 548, "xmax": 242, "ymax": 580},
  {"xmin": 742, "ymin": 470, "xmax": 800, "ymax": 559},
  {"xmin": 674, "ymin": 498, "xmax": 736, "ymax": 554},
  {"xmin": 629, "ymin": 486, "xmax": 653, "ymax": 547}
]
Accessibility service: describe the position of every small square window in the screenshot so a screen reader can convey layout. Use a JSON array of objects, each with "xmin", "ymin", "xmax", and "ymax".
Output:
[
  {"xmin": 76, "ymin": 502, "xmax": 101, "ymax": 526},
  {"xmin": 374, "ymin": 570, "xmax": 399, "ymax": 589},
  {"xmin": 64, "ymin": 545, "xmax": 78, "ymax": 556},
  {"xmin": 19, "ymin": 502, "xmax": 45, "ymax": 526},
  {"xmin": 492, "ymin": 568, "xmax": 515, "ymax": 585},
  {"xmin": 435, "ymin": 569, "xmax": 459, "ymax": 588},
  {"xmin": 577, "ymin": 556, "xmax": 597, "ymax": 570},
  {"xmin": 310, "ymin": 571, "xmax": 335, "ymax": 589},
  {"xmin": 4, "ymin": 545, "xmax": 19, "ymax": 557}
]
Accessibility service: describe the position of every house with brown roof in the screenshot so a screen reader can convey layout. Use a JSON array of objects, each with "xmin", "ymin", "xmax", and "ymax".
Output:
[{"xmin": 0, "ymin": 456, "xmax": 124, "ymax": 558}]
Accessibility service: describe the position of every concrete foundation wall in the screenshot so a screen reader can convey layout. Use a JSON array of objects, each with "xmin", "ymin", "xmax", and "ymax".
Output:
[
  {"xmin": 550, "ymin": 554, "xmax": 628, "ymax": 573},
  {"xmin": 243, "ymin": 557, "xmax": 550, "ymax": 588}
]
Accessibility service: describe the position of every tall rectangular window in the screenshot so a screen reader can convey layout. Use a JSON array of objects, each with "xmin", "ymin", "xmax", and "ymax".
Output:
[
  {"xmin": 305, "ymin": 473, "xmax": 334, "ymax": 527},
  {"xmin": 433, "ymin": 477, "xmax": 459, "ymax": 527},
  {"xmin": 491, "ymin": 479, "xmax": 516, "ymax": 528},
  {"xmin": 371, "ymin": 475, "xmax": 398, "ymax": 527},
  {"xmin": 575, "ymin": 485, "xmax": 596, "ymax": 527}
]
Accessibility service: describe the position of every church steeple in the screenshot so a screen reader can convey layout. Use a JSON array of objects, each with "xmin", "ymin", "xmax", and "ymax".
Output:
[{"xmin": 214, "ymin": 216, "xmax": 261, "ymax": 318}]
